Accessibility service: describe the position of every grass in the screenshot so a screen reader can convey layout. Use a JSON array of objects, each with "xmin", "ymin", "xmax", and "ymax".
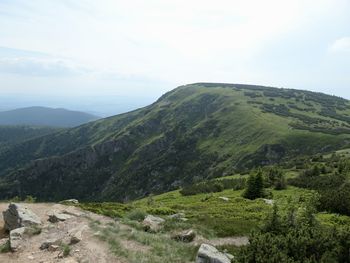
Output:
[
  {"xmin": 80, "ymin": 186, "xmax": 317, "ymax": 238},
  {"xmin": 60, "ymin": 243, "xmax": 71, "ymax": 257},
  {"xmin": 24, "ymin": 225, "xmax": 42, "ymax": 236},
  {"xmin": 90, "ymin": 220, "xmax": 198, "ymax": 263}
]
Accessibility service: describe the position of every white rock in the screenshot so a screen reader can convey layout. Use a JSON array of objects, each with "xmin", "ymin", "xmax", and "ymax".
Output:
[
  {"xmin": 219, "ymin": 197, "xmax": 229, "ymax": 202},
  {"xmin": 262, "ymin": 199, "xmax": 274, "ymax": 205},
  {"xmin": 196, "ymin": 244, "xmax": 231, "ymax": 263}
]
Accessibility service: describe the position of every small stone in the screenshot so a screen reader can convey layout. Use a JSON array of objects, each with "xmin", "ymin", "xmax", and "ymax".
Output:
[
  {"xmin": 48, "ymin": 245, "xmax": 60, "ymax": 252},
  {"xmin": 171, "ymin": 229, "xmax": 196, "ymax": 243},
  {"xmin": 262, "ymin": 199, "xmax": 274, "ymax": 205},
  {"xmin": 40, "ymin": 239, "xmax": 61, "ymax": 250},
  {"xmin": 27, "ymin": 255, "xmax": 35, "ymax": 260},
  {"xmin": 48, "ymin": 211, "xmax": 72, "ymax": 223},
  {"xmin": 219, "ymin": 197, "xmax": 229, "ymax": 202}
]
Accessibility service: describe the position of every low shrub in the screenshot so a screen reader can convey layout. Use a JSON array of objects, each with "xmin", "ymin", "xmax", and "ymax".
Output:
[{"xmin": 126, "ymin": 209, "xmax": 147, "ymax": 222}]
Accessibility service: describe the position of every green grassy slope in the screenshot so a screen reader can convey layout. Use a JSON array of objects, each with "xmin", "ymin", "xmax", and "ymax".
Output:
[
  {"xmin": 1, "ymin": 83, "xmax": 350, "ymax": 201},
  {"xmin": 0, "ymin": 125, "xmax": 59, "ymax": 152}
]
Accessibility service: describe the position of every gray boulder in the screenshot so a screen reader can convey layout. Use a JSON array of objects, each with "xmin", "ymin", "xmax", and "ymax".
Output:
[
  {"xmin": 3, "ymin": 203, "xmax": 41, "ymax": 231},
  {"xmin": 196, "ymin": 244, "xmax": 232, "ymax": 263},
  {"xmin": 142, "ymin": 215, "xmax": 165, "ymax": 232},
  {"xmin": 9, "ymin": 227, "xmax": 26, "ymax": 251}
]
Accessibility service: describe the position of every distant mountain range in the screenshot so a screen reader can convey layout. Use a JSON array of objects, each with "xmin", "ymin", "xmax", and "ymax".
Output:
[{"xmin": 0, "ymin": 106, "xmax": 100, "ymax": 127}]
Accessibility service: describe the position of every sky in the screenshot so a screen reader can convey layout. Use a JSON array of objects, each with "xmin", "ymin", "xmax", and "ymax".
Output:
[{"xmin": 0, "ymin": 0, "xmax": 350, "ymax": 115}]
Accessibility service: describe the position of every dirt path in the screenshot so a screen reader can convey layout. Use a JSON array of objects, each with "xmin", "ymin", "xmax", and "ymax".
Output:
[{"xmin": 0, "ymin": 203, "xmax": 124, "ymax": 263}]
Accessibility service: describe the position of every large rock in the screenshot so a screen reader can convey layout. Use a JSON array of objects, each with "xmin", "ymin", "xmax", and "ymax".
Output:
[
  {"xmin": 142, "ymin": 215, "xmax": 165, "ymax": 232},
  {"xmin": 3, "ymin": 203, "xmax": 41, "ymax": 231},
  {"xmin": 9, "ymin": 227, "xmax": 26, "ymax": 251},
  {"xmin": 196, "ymin": 244, "xmax": 232, "ymax": 263}
]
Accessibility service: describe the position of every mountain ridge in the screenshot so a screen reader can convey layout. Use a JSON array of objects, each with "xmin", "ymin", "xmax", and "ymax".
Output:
[{"xmin": 1, "ymin": 83, "xmax": 350, "ymax": 201}]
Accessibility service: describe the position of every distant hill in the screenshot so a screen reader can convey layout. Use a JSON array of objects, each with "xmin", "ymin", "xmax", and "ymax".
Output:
[
  {"xmin": 0, "ymin": 107, "xmax": 99, "ymax": 127},
  {"xmin": 1, "ymin": 83, "xmax": 350, "ymax": 201}
]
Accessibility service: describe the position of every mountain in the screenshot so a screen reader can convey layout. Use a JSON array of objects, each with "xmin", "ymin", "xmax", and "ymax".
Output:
[
  {"xmin": 1, "ymin": 83, "xmax": 350, "ymax": 201},
  {"xmin": 0, "ymin": 106, "xmax": 99, "ymax": 127}
]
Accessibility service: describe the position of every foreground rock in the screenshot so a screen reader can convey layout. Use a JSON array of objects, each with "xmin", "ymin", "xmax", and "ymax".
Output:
[
  {"xmin": 171, "ymin": 229, "xmax": 196, "ymax": 243},
  {"xmin": 196, "ymin": 244, "xmax": 232, "ymax": 263},
  {"xmin": 142, "ymin": 215, "xmax": 165, "ymax": 232},
  {"xmin": 9, "ymin": 227, "xmax": 26, "ymax": 251},
  {"xmin": 3, "ymin": 203, "xmax": 41, "ymax": 231}
]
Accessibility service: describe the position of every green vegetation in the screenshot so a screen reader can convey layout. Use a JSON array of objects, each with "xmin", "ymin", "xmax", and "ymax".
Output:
[
  {"xmin": 60, "ymin": 243, "xmax": 71, "ymax": 257},
  {"xmin": 236, "ymin": 199, "xmax": 350, "ymax": 263},
  {"xmin": 0, "ymin": 125, "xmax": 58, "ymax": 150},
  {"xmin": 90, "ymin": 220, "xmax": 198, "ymax": 263},
  {"xmin": 0, "ymin": 240, "xmax": 11, "ymax": 253}
]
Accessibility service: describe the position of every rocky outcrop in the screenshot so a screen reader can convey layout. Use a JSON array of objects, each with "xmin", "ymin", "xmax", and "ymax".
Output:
[
  {"xmin": 2, "ymin": 203, "xmax": 41, "ymax": 231},
  {"xmin": 142, "ymin": 215, "xmax": 165, "ymax": 232},
  {"xmin": 196, "ymin": 244, "xmax": 232, "ymax": 263}
]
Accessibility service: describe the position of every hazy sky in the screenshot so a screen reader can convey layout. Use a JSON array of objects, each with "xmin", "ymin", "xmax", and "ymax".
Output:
[{"xmin": 0, "ymin": 0, "xmax": 350, "ymax": 114}]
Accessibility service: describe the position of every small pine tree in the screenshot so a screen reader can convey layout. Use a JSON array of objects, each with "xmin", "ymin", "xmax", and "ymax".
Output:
[{"xmin": 243, "ymin": 169, "xmax": 265, "ymax": 200}]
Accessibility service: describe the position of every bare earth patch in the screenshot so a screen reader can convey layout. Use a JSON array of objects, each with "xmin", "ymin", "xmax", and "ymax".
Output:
[{"xmin": 0, "ymin": 203, "xmax": 124, "ymax": 263}]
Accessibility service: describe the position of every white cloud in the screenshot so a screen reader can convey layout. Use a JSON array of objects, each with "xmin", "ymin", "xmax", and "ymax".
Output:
[
  {"xmin": 329, "ymin": 37, "xmax": 350, "ymax": 53},
  {"xmin": 0, "ymin": 56, "xmax": 84, "ymax": 76}
]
